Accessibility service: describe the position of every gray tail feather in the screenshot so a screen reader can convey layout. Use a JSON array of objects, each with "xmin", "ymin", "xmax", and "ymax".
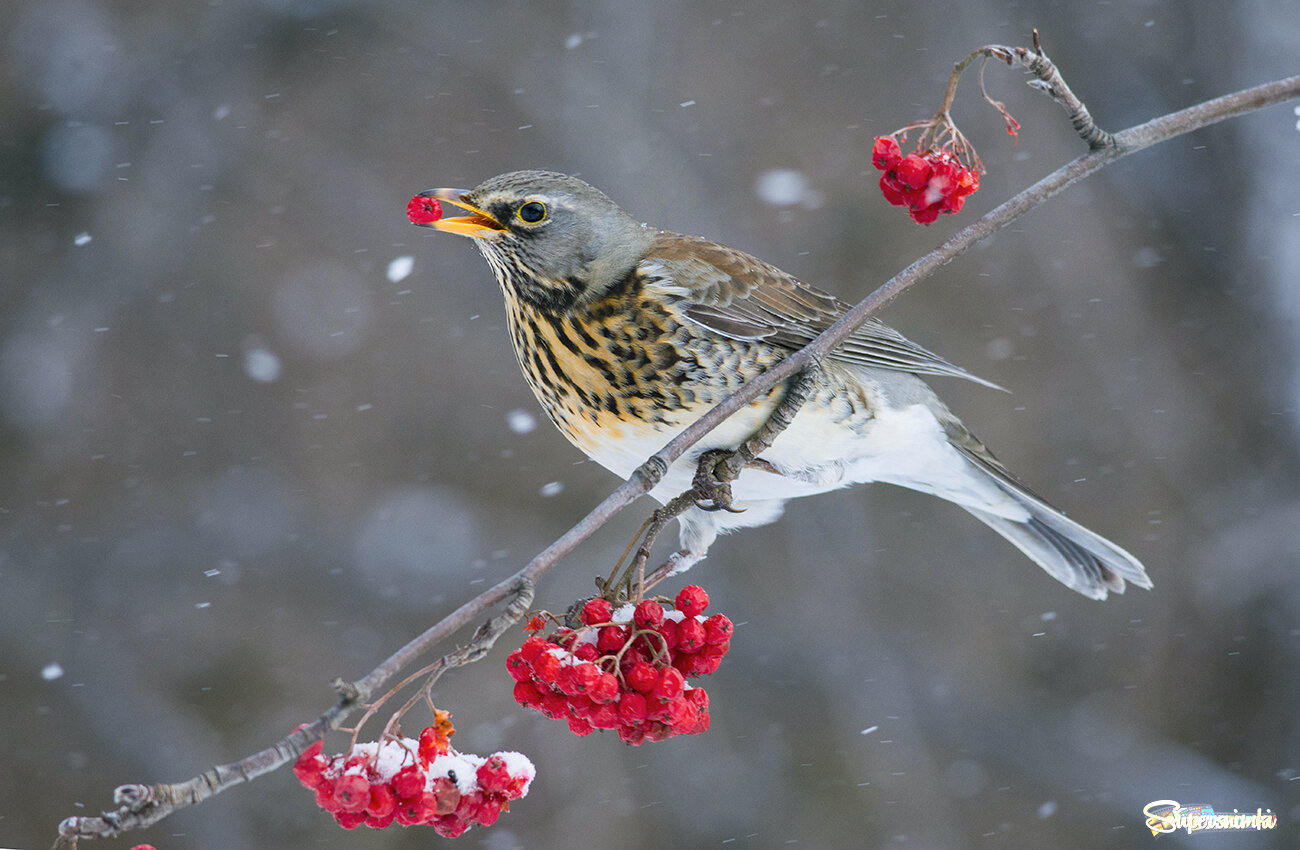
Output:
[{"xmin": 963, "ymin": 489, "xmax": 1152, "ymax": 601}]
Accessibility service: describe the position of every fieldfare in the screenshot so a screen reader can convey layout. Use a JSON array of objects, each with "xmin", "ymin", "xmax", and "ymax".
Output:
[{"xmin": 414, "ymin": 170, "xmax": 1151, "ymax": 600}]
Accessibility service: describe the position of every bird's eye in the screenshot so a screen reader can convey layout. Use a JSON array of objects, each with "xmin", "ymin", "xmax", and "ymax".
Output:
[{"xmin": 516, "ymin": 201, "xmax": 547, "ymax": 223}]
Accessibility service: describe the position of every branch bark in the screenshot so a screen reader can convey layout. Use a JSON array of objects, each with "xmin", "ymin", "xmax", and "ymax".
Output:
[{"xmin": 54, "ymin": 64, "xmax": 1300, "ymax": 847}]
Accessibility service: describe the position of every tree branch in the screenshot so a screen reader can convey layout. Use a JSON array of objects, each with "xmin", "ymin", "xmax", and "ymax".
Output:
[{"xmin": 53, "ymin": 64, "xmax": 1300, "ymax": 847}]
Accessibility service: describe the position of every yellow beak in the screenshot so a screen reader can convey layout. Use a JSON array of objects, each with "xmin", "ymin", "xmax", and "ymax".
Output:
[{"xmin": 415, "ymin": 188, "xmax": 504, "ymax": 238}]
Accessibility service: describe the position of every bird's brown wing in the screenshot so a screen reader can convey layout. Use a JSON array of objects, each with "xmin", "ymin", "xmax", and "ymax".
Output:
[{"xmin": 641, "ymin": 232, "xmax": 1003, "ymax": 389}]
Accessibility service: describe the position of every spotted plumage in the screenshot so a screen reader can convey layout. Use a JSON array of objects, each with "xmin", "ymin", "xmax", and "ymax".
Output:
[{"xmin": 415, "ymin": 170, "xmax": 1151, "ymax": 600}]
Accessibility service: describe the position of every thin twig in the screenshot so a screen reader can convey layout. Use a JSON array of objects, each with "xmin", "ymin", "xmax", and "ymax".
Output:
[
  {"xmin": 53, "ymin": 68, "xmax": 1300, "ymax": 848},
  {"xmin": 985, "ymin": 29, "xmax": 1114, "ymax": 149}
]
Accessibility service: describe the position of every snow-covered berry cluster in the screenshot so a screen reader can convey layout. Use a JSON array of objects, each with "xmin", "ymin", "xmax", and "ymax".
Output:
[
  {"xmin": 293, "ymin": 721, "xmax": 534, "ymax": 838},
  {"xmin": 406, "ymin": 194, "xmax": 442, "ymax": 224},
  {"xmin": 507, "ymin": 585, "xmax": 732, "ymax": 746},
  {"xmin": 872, "ymin": 136, "xmax": 980, "ymax": 224}
]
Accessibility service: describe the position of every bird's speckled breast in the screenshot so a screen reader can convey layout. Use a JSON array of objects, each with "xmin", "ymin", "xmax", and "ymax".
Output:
[{"xmin": 500, "ymin": 270, "xmax": 789, "ymax": 472}]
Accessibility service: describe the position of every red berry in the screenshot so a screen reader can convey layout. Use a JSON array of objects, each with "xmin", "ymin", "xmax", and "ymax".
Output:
[
  {"xmin": 555, "ymin": 663, "xmax": 581, "ymax": 696},
  {"xmin": 928, "ymin": 156, "xmax": 959, "ymax": 188},
  {"xmin": 332, "ymin": 774, "xmax": 371, "ymax": 813},
  {"xmin": 391, "ymin": 764, "xmax": 426, "ymax": 800},
  {"xmin": 513, "ymin": 679, "xmax": 544, "ymax": 709},
  {"xmin": 314, "ymin": 778, "xmax": 338, "ymax": 811},
  {"xmin": 676, "ymin": 617, "xmax": 706, "ymax": 653},
  {"xmin": 431, "ymin": 776, "xmax": 461, "ymax": 814},
  {"xmin": 872, "ymin": 136, "xmax": 902, "ymax": 170},
  {"xmin": 406, "ymin": 194, "xmax": 442, "ymax": 224},
  {"xmin": 572, "ymin": 661, "xmax": 603, "ymax": 694},
  {"xmin": 366, "ymin": 783, "xmax": 397, "ymax": 818},
  {"xmin": 957, "ymin": 168, "xmax": 979, "ymax": 196},
  {"xmin": 589, "ymin": 702, "xmax": 621, "ymax": 728},
  {"xmin": 691, "ymin": 709, "xmax": 711, "ymax": 734},
  {"xmin": 653, "ymin": 666, "xmax": 686, "ymax": 702},
  {"xmin": 879, "ymin": 172, "xmax": 907, "ymax": 207},
  {"xmin": 625, "ymin": 661, "xmax": 658, "ymax": 693},
  {"xmin": 519, "ymin": 635, "xmax": 549, "ymax": 664},
  {"xmin": 532, "ymin": 649, "xmax": 562, "ymax": 684},
  {"xmin": 910, "ymin": 204, "xmax": 942, "ymax": 224},
  {"xmin": 334, "ymin": 809, "xmax": 369, "ymax": 829},
  {"xmin": 505, "ymin": 649, "xmax": 533, "ymax": 682},
  {"xmin": 365, "ymin": 810, "xmax": 396, "ymax": 829},
  {"xmin": 292, "ymin": 741, "xmax": 326, "ymax": 789},
  {"xmin": 701, "ymin": 640, "xmax": 730, "ymax": 660},
  {"xmin": 619, "ymin": 691, "xmax": 649, "ymax": 723},
  {"xmin": 476, "ymin": 754, "xmax": 513, "ymax": 795},
  {"xmin": 674, "ymin": 584, "xmax": 709, "ymax": 617},
  {"xmin": 664, "ymin": 696, "xmax": 696, "ymax": 729},
  {"xmin": 580, "ymin": 597, "xmax": 614, "ymax": 625},
  {"xmin": 394, "ymin": 797, "xmax": 426, "ymax": 826},
  {"xmin": 471, "ymin": 793, "xmax": 504, "ymax": 827},
  {"xmin": 589, "ymin": 671, "xmax": 620, "ymax": 704},
  {"xmin": 567, "ymin": 715, "xmax": 595, "ymax": 736},
  {"xmin": 894, "ymin": 153, "xmax": 931, "ymax": 189},
  {"xmin": 435, "ymin": 816, "xmax": 471, "ymax": 838},
  {"xmin": 704, "ymin": 613, "xmax": 733, "ymax": 644},
  {"xmin": 596, "ymin": 624, "xmax": 628, "ymax": 653},
  {"xmin": 633, "ymin": 599, "xmax": 664, "ymax": 629},
  {"xmin": 698, "ymin": 655, "xmax": 724, "ymax": 675},
  {"xmin": 617, "ymin": 723, "xmax": 648, "ymax": 746},
  {"xmin": 573, "ymin": 641, "xmax": 599, "ymax": 662},
  {"xmin": 540, "ymin": 692, "xmax": 571, "ymax": 719},
  {"xmin": 568, "ymin": 693, "xmax": 597, "ymax": 718},
  {"xmin": 656, "ymin": 616, "xmax": 680, "ymax": 650}
]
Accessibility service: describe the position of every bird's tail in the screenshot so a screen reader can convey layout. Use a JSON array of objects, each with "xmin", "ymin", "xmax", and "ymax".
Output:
[{"xmin": 962, "ymin": 485, "xmax": 1152, "ymax": 600}]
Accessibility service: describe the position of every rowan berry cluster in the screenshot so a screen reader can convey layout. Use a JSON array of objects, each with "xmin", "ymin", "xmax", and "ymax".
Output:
[
  {"xmin": 506, "ymin": 585, "xmax": 732, "ymax": 745},
  {"xmin": 872, "ymin": 136, "xmax": 981, "ymax": 224},
  {"xmin": 293, "ymin": 717, "xmax": 534, "ymax": 838},
  {"xmin": 406, "ymin": 195, "xmax": 442, "ymax": 224}
]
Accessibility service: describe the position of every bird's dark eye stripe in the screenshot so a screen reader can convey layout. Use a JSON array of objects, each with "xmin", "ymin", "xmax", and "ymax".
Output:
[{"xmin": 517, "ymin": 201, "xmax": 547, "ymax": 223}]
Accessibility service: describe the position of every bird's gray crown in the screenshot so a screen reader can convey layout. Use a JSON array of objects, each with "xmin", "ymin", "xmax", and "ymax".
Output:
[{"xmin": 465, "ymin": 171, "xmax": 657, "ymax": 311}]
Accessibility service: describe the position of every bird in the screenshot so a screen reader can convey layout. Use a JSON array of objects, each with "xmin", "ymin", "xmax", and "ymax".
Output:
[{"xmin": 412, "ymin": 169, "xmax": 1152, "ymax": 600}]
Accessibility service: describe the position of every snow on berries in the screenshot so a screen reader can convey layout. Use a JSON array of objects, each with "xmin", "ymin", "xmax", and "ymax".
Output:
[
  {"xmin": 872, "ymin": 136, "xmax": 981, "ymax": 224},
  {"xmin": 406, "ymin": 194, "xmax": 443, "ymax": 224},
  {"xmin": 506, "ymin": 585, "xmax": 731, "ymax": 746},
  {"xmin": 293, "ymin": 718, "xmax": 534, "ymax": 837}
]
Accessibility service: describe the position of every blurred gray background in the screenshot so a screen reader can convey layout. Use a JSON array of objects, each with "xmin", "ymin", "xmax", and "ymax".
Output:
[{"xmin": 3, "ymin": 1, "xmax": 1299, "ymax": 848}]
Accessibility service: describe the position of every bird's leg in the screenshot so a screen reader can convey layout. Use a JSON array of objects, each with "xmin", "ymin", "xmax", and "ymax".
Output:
[
  {"xmin": 608, "ymin": 366, "xmax": 822, "ymax": 598},
  {"xmin": 690, "ymin": 365, "xmax": 821, "ymax": 512},
  {"xmin": 691, "ymin": 448, "xmax": 748, "ymax": 512}
]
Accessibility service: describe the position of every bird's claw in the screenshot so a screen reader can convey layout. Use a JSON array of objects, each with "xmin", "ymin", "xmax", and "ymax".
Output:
[{"xmin": 692, "ymin": 449, "xmax": 746, "ymax": 513}]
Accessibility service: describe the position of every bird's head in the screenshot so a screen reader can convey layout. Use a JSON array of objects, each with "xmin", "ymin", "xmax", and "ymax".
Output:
[{"xmin": 414, "ymin": 170, "xmax": 656, "ymax": 314}]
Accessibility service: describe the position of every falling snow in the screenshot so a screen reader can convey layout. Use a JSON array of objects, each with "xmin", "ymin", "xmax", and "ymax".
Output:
[
  {"xmin": 506, "ymin": 408, "xmax": 537, "ymax": 434},
  {"xmin": 243, "ymin": 347, "xmax": 282, "ymax": 383},
  {"xmin": 753, "ymin": 168, "xmax": 823, "ymax": 208},
  {"xmin": 386, "ymin": 255, "xmax": 414, "ymax": 283}
]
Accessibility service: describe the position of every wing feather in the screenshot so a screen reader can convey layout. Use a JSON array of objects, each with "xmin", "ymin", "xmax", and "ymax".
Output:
[{"xmin": 642, "ymin": 232, "xmax": 1004, "ymax": 390}]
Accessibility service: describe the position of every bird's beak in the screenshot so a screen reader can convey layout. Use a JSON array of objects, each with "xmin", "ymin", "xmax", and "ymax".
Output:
[{"xmin": 414, "ymin": 188, "xmax": 504, "ymax": 238}]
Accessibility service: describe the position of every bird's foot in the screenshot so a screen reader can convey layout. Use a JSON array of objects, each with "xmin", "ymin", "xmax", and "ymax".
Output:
[{"xmin": 692, "ymin": 449, "xmax": 746, "ymax": 513}]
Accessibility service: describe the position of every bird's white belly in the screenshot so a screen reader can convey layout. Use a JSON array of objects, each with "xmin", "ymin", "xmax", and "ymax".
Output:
[{"xmin": 583, "ymin": 395, "xmax": 1027, "ymax": 520}]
